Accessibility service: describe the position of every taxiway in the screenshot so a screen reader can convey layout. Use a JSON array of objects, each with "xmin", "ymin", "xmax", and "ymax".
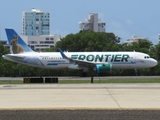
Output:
[{"xmin": 0, "ymin": 83, "xmax": 160, "ymax": 110}]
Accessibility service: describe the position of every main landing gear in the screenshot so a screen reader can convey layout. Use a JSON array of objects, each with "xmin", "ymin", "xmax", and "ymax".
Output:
[{"xmin": 135, "ymin": 68, "xmax": 138, "ymax": 76}]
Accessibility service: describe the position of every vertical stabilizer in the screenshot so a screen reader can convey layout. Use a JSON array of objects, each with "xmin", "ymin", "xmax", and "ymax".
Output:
[{"xmin": 5, "ymin": 28, "xmax": 34, "ymax": 54}]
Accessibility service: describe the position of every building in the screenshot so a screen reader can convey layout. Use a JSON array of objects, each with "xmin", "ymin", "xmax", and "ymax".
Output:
[
  {"xmin": 21, "ymin": 8, "xmax": 50, "ymax": 36},
  {"xmin": 158, "ymin": 34, "xmax": 160, "ymax": 44},
  {"xmin": 21, "ymin": 35, "xmax": 61, "ymax": 51},
  {"xmin": 0, "ymin": 40, "xmax": 9, "ymax": 48},
  {"xmin": 79, "ymin": 13, "xmax": 106, "ymax": 32},
  {"xmin": 21, "ymin": 8, "xmax": 61, "ymax": 51},
  {"xmin": 124, "ymin": 35, "xmax": 148, "ymax": 45}
]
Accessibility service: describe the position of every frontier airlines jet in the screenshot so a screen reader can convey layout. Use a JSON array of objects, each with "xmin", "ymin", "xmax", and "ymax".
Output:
[{"xmin": 2, "ymin": 29, "xmax": 158, "ymax": 76}]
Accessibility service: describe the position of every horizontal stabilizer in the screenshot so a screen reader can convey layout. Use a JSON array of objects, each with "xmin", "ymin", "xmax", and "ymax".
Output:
[{"xmin": 3, "ymin": 54, "xmax": 25, "ymax": 60}]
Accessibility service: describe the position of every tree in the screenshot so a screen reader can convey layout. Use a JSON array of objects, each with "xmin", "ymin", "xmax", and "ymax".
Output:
[{"xmin": 55, "ymin": 30, "xmax": 121, "ymax": 52}]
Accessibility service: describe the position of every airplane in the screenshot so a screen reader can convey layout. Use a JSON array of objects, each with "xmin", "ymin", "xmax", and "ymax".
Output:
[{"xmin": 2, "ymin": 28, "xmax": 158, "ymax": 77}]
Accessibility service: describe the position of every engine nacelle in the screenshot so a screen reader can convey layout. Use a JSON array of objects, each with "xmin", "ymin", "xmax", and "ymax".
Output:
[{"xmin": 95, "ymin": 64, "xmax": 112, "ymax": 75}]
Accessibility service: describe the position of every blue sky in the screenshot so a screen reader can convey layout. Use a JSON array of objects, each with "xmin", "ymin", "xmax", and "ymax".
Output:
[{"xmin": 0, "ymin": 0, "xmax": 160, "ymax": 44}]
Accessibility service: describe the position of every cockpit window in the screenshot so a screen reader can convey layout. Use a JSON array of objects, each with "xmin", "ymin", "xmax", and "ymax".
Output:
[{"xmin": 144, "ymin": 56, "xmax": 150, "ymax": 59}]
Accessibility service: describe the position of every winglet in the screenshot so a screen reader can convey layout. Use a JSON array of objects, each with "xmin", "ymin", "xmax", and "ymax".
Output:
[{"xmin": 58, "ymin": 48, "xmax": 68, "ymax": 59}]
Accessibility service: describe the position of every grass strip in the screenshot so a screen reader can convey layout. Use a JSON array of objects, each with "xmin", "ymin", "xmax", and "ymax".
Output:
[{"xmin": 0, "ymin": 78, "xmax": 160, "ymax": 84}]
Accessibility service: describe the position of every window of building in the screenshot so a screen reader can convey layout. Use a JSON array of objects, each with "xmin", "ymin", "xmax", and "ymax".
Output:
[
  {"xmin": 46, "ymin": 38, "xmax": 49, "ymax": 40},
  {"xmin": 44, "ymin": 41, "xmax": 54, "ymax": 44},
  {"xmin": 30, "ymin": 45, "xmax": 34, "ymax": 50},
  {"xmin": 29, "ymin": 41, "xmax": 37, "ymax": 44},
  {"xmin": 50, "ymin": 38, "xmax": 54, "ymax": 40}
]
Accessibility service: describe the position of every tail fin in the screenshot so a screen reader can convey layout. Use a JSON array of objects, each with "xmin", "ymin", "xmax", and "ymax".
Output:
[{"xmin": 5, "ymin": 28, "xmax": 34, "ymax": 54}]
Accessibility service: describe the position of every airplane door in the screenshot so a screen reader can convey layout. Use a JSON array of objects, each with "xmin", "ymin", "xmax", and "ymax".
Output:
[
  {"xmin": 134, "ymin": 53, "xmax": 139, "ymax": 66},
  {"xmin": 134, "ymin": 54, "xmax": 138, "ymax": 62},
  {"xmin": 128, "ymin": 53, "xmax": 139, "ymax": 68}
]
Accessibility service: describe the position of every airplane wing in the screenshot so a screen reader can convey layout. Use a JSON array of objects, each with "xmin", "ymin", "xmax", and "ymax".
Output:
[{"xmin": 58, "ymin": 48, "xmax": 104, "ymax": 69}]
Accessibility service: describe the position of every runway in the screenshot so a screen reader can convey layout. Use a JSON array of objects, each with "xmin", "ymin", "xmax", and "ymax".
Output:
[{"xmin": 0, "ymin": 83, "xmax": 160, "ymax": 110}]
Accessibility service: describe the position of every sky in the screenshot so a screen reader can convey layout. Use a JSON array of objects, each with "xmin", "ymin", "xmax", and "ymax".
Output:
[{"xmin": 0, "ymin": 0, "xmax": 160, "ymax": 44}]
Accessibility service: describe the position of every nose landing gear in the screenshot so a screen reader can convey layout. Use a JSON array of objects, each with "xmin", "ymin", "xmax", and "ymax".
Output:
[{"xmin": 135, "ymin": 68, "xmax": 138, "ymax": 76}]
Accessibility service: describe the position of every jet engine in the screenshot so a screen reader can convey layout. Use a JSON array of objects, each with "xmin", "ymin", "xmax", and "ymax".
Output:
[{"xmin": 95, "ymin": 64, "xmax": 112, "ymax": 75}]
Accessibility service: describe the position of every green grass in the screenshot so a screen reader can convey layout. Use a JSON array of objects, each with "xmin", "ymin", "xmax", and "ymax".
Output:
[
  {"xmin": 93, "ymin": 78, "xmax": 160, "ymax": 83},
  {"xmin": 59, "ymin": 78, "xmax": 160, "ymax": 84},
  {"xmin": 0, "ymin": 81, "xmax": 23, "ymax": 84},
  {"xmin": 1, "ymin": 78, "xmax": 160, "ymax": 84}
]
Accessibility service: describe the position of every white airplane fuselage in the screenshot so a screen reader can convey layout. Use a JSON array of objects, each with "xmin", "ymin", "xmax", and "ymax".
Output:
[
  {"xmin": 3, "ymin": 28, "xmax": 158, "ymax": 76},
  {"xmin": 2, "ymin": 51, "xmax": 157, "ymax": 70}
]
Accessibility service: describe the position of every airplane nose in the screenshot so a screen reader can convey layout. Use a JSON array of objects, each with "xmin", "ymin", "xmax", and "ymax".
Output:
[{"xmin": 152, "ymin": 59, "xmax": 158, "ymax": 67}]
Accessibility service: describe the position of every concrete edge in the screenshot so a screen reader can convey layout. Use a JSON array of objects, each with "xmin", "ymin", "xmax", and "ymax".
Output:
[{"xmin": 0, "ymin": 108, "xmax": 160, "ymax": 111}]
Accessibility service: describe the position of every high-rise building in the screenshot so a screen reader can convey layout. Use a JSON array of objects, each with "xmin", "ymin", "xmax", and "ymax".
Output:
[
  {"xmin": 21, "ymin": 8, "xmax": 50, "ymax": 36},
  {"xmin": 21, "ymin": 8, "xmax": 61, "ymax": 51},
  {"xmin": 79, "ymin": 13, "xmax": 106, "ymax": 32}
]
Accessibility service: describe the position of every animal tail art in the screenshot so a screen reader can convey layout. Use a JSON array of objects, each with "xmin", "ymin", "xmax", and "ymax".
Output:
[{"xmin": 5, "ymin": 29, "xmax": 35, "ymax": 54}]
